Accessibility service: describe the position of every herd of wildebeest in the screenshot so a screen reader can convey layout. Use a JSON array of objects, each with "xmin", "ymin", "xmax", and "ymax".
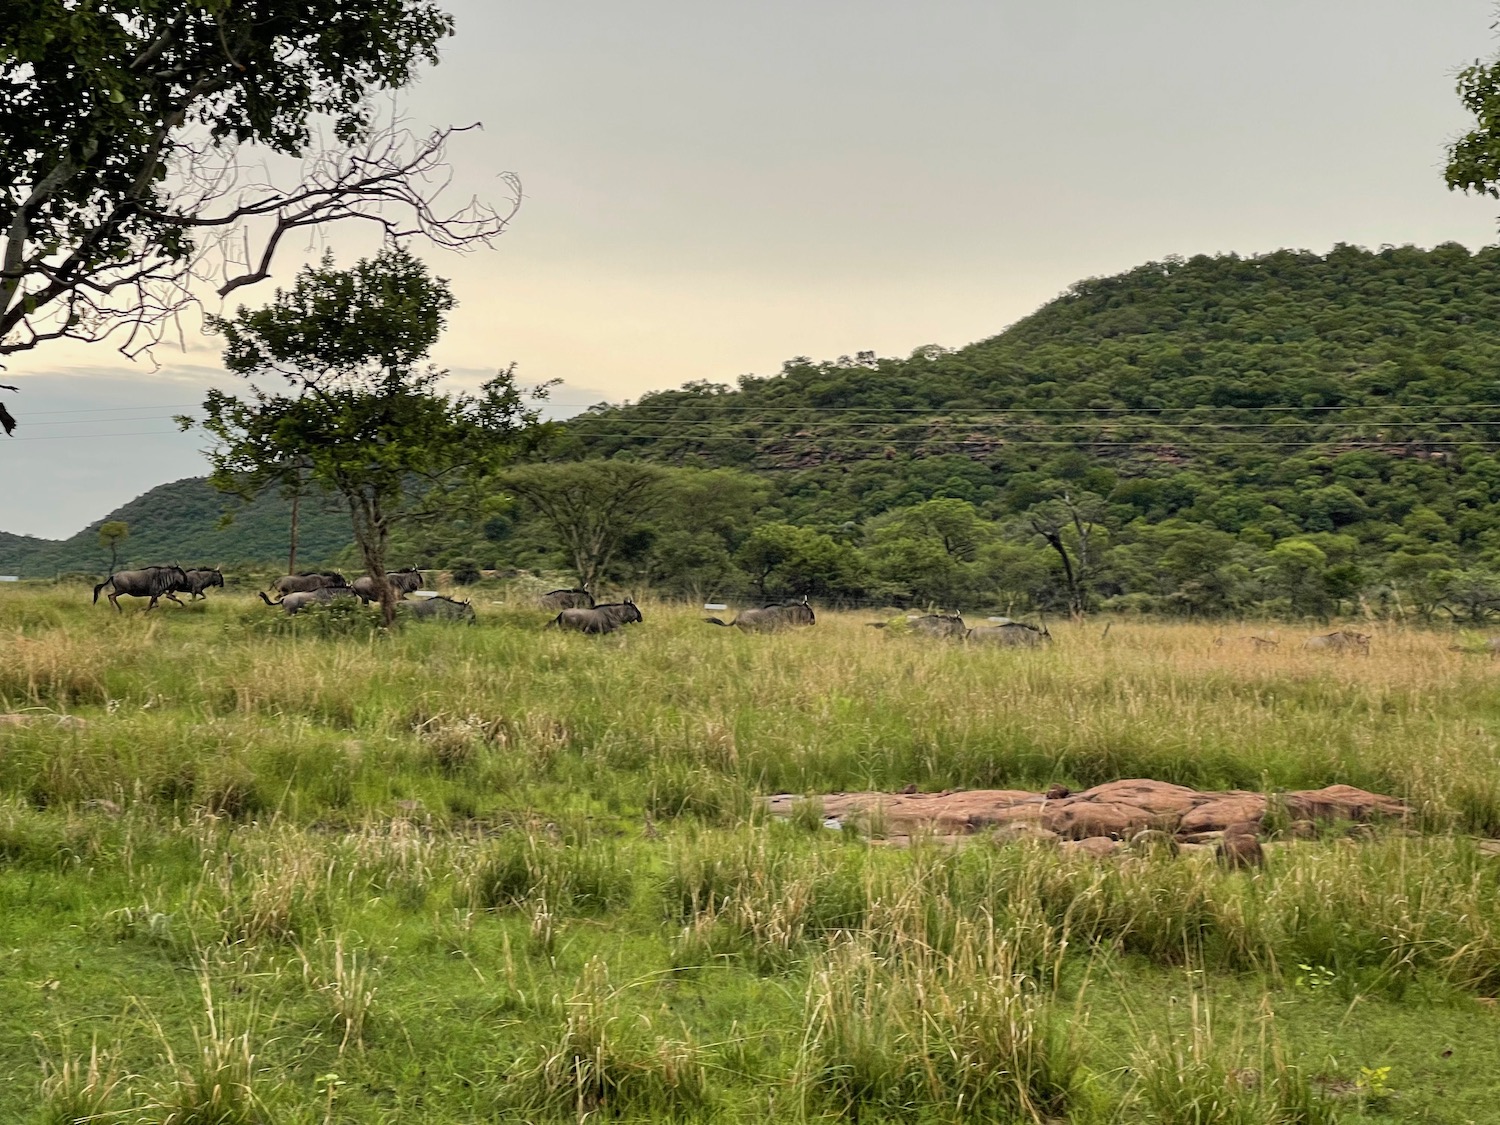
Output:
[{"xmin": 76, "ymin": 564, "xmax": 1405, "ymax": 649}]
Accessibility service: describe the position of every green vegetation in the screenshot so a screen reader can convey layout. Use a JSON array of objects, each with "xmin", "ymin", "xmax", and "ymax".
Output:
[{"xmin": 2, "ymin": 588, "xmax": 1500, "ymax": 1121}]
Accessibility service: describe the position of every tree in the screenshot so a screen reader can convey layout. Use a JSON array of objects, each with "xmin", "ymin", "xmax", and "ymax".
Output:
[
  {"xmin": 1023, "ymin": 491, "xmax": 1110, "ymax": 617},
  {"xmin": 191, "ymin": 247, "xmax": 541, "ymax": 623},
  {"xmin": 502, "ymin": 461, "xmax": 668, "ymax": 593},
  {"xmin": 734, "ymin": 523, "xmax": 866, "ymax": 599},
  {"xmin": 97, "ymin": 520, "xmax": 129, "ymax": 572},
  {"xmin": 1, "ymin": 1, "xmax": 517, "ymax": 433}
]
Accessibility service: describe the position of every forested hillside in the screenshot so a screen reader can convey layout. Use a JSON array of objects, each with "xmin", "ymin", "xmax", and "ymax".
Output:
[
  {"xmin": 493, "ymin": 243, "xmax": 1500, "ymax": 618},
  {"xmin": 0, "ymin": 478, "xmax": 352, "ymax": 577}
]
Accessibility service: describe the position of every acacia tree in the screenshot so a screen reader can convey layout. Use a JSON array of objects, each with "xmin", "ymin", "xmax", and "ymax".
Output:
[
  {"xmin": 1, "ymin": 0, "xmax": 517, "ymax": 432},
  {"xmin": 1023, "ymin": 490, "xmax": 1109, "ymax": 618},
  {"xmin": 191, "ymin": 247, "xmax": 543, "ymax": 623},
  {"xmin": 502, "ymin": 461, "xmax": 668, "ymax": 593},
  {"xmin": 97, "ymin": 520, "xmax": 129, "ymax": 572}
]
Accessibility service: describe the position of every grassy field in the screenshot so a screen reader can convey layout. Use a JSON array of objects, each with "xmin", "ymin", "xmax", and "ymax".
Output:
[{"xmin": 2, "ymin": 584, "xmax": 1500, "ymax": 1123}]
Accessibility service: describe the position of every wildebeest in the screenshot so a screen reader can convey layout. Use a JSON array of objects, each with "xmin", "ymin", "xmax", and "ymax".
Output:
[
  {"xmin": 271, "ymin": 572, "xmax": 348, "ymax": 596},
  {"xmin": 398, "ymin": 594, "xmax": 476, "ymax": 622},
  {"xmin": 1248, "ymin": 636, "xmax": 1280, "ymax": 651},
  {"xmin": 178, "ymin": 567, "xmax": 224, "ymax": 600},
  {"xmin": 540, "ymin": 588, "xmax": 595, "ymax": 611},
  {"xmin": 966, "ymin": 620, "xmax": 1051, "ymax": 646},
  {"xmin": 704, "ymin": 597, "xmax": 816, "ymax": 632},
  {"xmin": 869, "ymin": 613, "xmax": 967, "ymax": 638},
  {"xmin": 93, "ymin": 566, "xmax": 189, "ymax": 612},
  {"xmin": 258, "ymin": 587, "xmax": 358, "ymax": 615},
  {"xmin": 1302, "ymin": 630, "xmax": 1370, "ymax": 654},
  {"xmin": 549, "ymin": 599, "xmax": 643, "ymax": 634},
  {"xmin": 352, "ymin": 568, "xmax": 424, "ymax": 604}
]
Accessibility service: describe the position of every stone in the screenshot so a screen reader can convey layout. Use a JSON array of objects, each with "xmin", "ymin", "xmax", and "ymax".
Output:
[
  {"xmin": 1061, "ymin": 836, "xmax": 1120, "ymax": 858},
  {"xmin": 1045, "ymin": 783, "xmax": 1072, "ymax": 800},
  {"xmin": 1217, "ymin": 832, "xmax": 1264, "ymax": 870},
  {"xmin": 1284, "ymin": 785, "xmax": 1408, "ymax": 823},
  {"xmin": 1180, "ymin": 794, "xmax": 1267, "ymax": 834},
  {"xmin": 989, "ymin": 822, "xmax": 1061, "ymax": 845},
  {"xmin": 1043, "ymin": 799, "xmax": 1153, "ymax": 840},
  {"xmin": 1075, "ymin": 779, "xmax": 1202, "ymax": 817}
]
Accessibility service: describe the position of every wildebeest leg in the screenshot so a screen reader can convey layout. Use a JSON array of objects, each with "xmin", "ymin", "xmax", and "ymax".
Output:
[
  {"xmin": 164, "ymin": 592, "xmax": 186, "ymax": 607},
  {"xmin": 109, "ymin": 591, "xmax": 121, "ymax": 613},
  {"xmin": 146, "ymin": 596, "xmax": 159, "ymax": 611}
]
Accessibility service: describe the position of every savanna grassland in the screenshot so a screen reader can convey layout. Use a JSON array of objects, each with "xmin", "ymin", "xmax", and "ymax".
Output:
[{"xmin": 3, "ymin": 586, "xmax": 1500, "ymax": 1123}]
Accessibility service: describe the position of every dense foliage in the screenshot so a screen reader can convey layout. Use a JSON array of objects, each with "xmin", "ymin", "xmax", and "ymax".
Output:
[{"xmin": 498, "ymin": 243, "xmax": 1500, "ymax": 618}]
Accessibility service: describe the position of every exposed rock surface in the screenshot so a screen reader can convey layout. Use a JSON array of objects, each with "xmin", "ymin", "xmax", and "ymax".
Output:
[{"xmin": 766, "ymin": 779, "xmax": 1409, "ymax": 855}]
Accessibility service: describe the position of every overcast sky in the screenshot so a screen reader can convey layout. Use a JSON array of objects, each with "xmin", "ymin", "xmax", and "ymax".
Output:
[{"xmin": 4, "ymin": 0, "xmax": 1500, "ymax": 538}]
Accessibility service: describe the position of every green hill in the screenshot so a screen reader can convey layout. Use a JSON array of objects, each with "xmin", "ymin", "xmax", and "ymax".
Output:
[
  {"xmin": 530, "ymin": 243, "xmax": 1500, "ymax": 616},
  {"xmin": 0, "ymin": 478, "xmax": 353, "ymax": 578}
]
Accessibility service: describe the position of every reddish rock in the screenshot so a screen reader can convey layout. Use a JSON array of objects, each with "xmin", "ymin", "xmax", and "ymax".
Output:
[
  {"xmin": 1043, "ymin": 799, "xmax": 1152, "ymax": 840},
  {"xmin": 1062, "ymin": 836, "xmax": 1120, "ymax": 859},
  {"xmin": 1217, "ymin": 832, "xmax": 1264, "ymax": 869},
  {"xmin": 1180, "ymin": 793, "xmax": 1266, "ymax": 834},
  {"xmin": 1045, "ymin": 783, "xmax": 1072, "ymax": 800},
  {"xmin": 1076, "ymin": 779, "xmax": 1203, "ymax": 816},
  {"xmin": 1283, "ymin": 785, "xmax": 1408, "ymax": 823}
]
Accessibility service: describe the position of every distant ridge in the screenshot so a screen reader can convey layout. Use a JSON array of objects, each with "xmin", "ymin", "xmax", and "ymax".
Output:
[{"xmin": 0, "ymin": 477, "xmax": 353, "ymax": 577}]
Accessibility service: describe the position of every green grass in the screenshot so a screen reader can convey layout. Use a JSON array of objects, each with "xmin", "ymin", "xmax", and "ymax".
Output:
[{"xmin": 3, "ymin": 584, "xmax": 1500, "ymax": 1121}]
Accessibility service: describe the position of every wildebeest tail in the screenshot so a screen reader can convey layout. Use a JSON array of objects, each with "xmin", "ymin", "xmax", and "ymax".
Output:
[
  {"xmin": 258, "ymin": 591, "xmax": 281, "ymax": 606},
  {"xmin": 92, "ymin": 577, "xmax": 111, "ymax": 604},
  {"xmin": 703, "ymin": 617, "xmax": 730, "ymax": 626}
]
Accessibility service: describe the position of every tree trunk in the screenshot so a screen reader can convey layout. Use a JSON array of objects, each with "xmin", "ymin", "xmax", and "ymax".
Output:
[{"xmin": 288, "ymin": 487, "xmax": 300, "ymax": 575}]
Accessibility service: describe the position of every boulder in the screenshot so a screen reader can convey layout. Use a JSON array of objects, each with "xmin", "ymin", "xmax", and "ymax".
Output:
[
  {"xmin": 1075, "ymin": 779, "xmax": 1202, "ymax": 817},
  {"xmin": 1043, "ymin": 799, "xmax": 1153, "ymax": 840},
  {"xmin": 1061, "ymin": 836, "xmax": 1120, "ymax": 859},
  {"xmin": 1217, "ymin": 832, "xmax": 1264, "ymax": 870},
  {"xmin": 1180, "ymin": 793, "xmax": 1267, "ymax": 834},
  {"xmin": 1283, "ymin": 785, "xmax": 1408, "ymax": 823}
]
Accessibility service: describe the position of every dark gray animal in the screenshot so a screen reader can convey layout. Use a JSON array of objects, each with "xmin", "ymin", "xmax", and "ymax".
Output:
[
  {"xmin": 399, "ymin": 594, "xmax": 476, "ymax": 623},
  {"xmin": 705, "ymin": 597, "xmax": 816, "ymax": 632},
  {"xmin": 272, "ymin": 572, "xmax": 348, "ymax": 596},
  {"xmin": 966, "ymin": 620, "xmax": 1051, "ymax": 647},
  {"xmin": 93, "ymin": 566, "xmax": 190, "ymax": 612},
  {"xmin": 1302, "ymin": 630, "xmax": 1370, "ymax": 654},
  {"xmin": 905, "ymin": 613, "xmax": 968, "ymax": 638},
  {"xmin": 540, "ymin": 588, "xmax": 595, "ymax": 611},
  {"xmin": 258, "ymin": 587, "xmax": 358, "ymax": 615},
  {"xmin": 178, "ymin": 567, "xmax": 224, "ymax": 600},
  {"xmin": 352, "ymin": 568, "xmax": 424, "ymax": 604},
  {"xmin": 549, "ymin": 599, "xmax": 643, "ymax": 634}
]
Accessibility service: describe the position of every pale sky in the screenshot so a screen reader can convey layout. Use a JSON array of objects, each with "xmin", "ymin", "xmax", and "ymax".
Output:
[{"xmin": 4, "ymin": 0, "xmax": 1500, "ymax": 538}]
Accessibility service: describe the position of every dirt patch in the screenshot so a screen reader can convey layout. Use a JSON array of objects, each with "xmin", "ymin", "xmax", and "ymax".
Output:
[{"xmin": 766, "ymin": 779, "xmax": 1409, "ymax": 850}]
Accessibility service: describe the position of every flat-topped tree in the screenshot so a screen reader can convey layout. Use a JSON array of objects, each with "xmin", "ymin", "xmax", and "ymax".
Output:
[
  {"xmin": 190, "ymin": 247, "xmax": 544, "ymax": 624},
  {"xmin": 0, "ymin": 0, "xmax": 516, "ymax": 434}
]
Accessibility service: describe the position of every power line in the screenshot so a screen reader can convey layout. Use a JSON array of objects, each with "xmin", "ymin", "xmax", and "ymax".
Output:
[{"xmin": 5, "ymin": 430, "xmax": 185, "ymax": 442}]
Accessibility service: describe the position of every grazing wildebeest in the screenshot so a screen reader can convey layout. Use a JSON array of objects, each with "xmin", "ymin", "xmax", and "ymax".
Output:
[
  {"xmin": 869, "ymin": 613, "xmax": 967, "ymax": 638},
  {"xmin": 549, "ymin": 599, "xmax": 643, "ymax": 634},
  {"xmin": 704, "ymin": 597, "xmax": 816, "ymax": 632},
  {"xmin": 966, "ymin": 620, "xmax": 1051, "ymax": 646},
  {"xmin": 399, "ymin": 595, "xmax": 476, "ymax": 622},
  {"xmin": 258, "ymin": 587, "xmax": 358, "ymax": 615},
  {"xmin": 93, "ymin": 566, "xmax": 190, "ymax": 612},
  {"xmin": 178, "ymin": 567, "xmax": 224, "ymax": 600},
  {"xmin": 1302, "ymin": 630, "xmax": 1370, "ymax": 654},
  {"xmin": 352, "ymin": 568, "xmax": 424, "ymax": 605},
  {"xmin": 540, "ymin": 588, "xmax": 595, "ymax": 611},
  {"xmin": 271, "ymin": 572, "xmax": 348, "ymax": 596}
]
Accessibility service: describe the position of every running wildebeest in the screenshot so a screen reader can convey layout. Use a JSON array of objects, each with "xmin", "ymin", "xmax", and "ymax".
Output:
[
  {"xmin": 1302, "ymin": 630, "xmax": 1370, "ymax": 654},
  {"xmin": 868, "ymin": 613, "xmax": 967, "ymax": 638},
  {"xmin": 704, "ymin": 597, "xmax": 816, "ymax": 632},
  {"xmin": 351, "ymin": 568, "xmax": 424, "ymax": 605},
  {"xmin": 398, "ymin": 594, "xmax": 476, "ymax": 622},
  {"xmin": 93, "ymin": 566, "xmax": 190, "ymax": 612},
  {"xmin": 178, "ymin": 567, "xmax": 224, "ymax": 600},
  {"xmin": 966, "ymin": 620, "xmax": 1051, "ymax": 646},
  {"xmin": 539, "ymin": 588, "xmax": 595, "ymax": 611},
  {"xmin": 548, "ymin": 599, "xmax": 643, "ymax": 634},
  {"xmin": 271, "ymin": 572, "xmax": 348, "ymax": 596},
  {"xmin": 1248, "ymin": 636, "xmax": 1280, "ymax": 651},
  {"xmin": 258, "ymin": 587, "xmax": 358, "ymax": 615}
]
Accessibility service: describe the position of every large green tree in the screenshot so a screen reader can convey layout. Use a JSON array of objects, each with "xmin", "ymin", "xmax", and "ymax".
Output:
[
  {"xmin": 193, "ymin": 247, "xmax": 541, "ymax": 622},
  {"xmin": 1, "ymin": 0, "xmax": 515, "ymax": 432}
]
